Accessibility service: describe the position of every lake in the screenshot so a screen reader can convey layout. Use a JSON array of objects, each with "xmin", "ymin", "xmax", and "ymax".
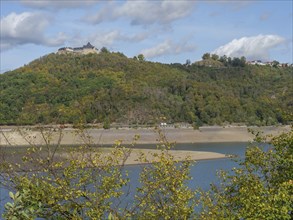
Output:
[{"xmin": 0, "ymin": 141, "xmax": 268, "ymax": 215}]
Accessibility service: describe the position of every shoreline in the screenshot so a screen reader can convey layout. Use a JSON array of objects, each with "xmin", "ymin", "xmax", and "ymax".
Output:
[
  {"xmin": 1, "ymin": 125, "xmax": 290, "ymax": 146},
  {"xmin": 58, "ymin": 148, "xmax": 229, "ymax": 166},
  {"xmin": 120, "ymin": 148, "xmax": 228, "ymax": 165},
  {"xmin": 1, "ymin": 125, "xmax": 290, "ymax": 164}
]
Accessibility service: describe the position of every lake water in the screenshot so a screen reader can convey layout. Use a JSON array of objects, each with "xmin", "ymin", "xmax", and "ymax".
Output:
[{"xmin": 0, "ymin": 142, "xmax": 269, "ymax": 215}]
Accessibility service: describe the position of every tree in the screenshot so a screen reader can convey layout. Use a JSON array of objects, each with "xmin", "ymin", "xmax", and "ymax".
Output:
[
  {"xmin": 133, "ymin": 130, "xmax": 197, "ymax": 219},
  {"xmin": 240, "ymin": 56, "xmax": 246, "ymax": 67},
  {"xmin": 3, "ymin": 190, "xmax": 43, "ymax": 219},
  {"xmin": 199, "ymin": 129, "xmax": 293, "ymax": 219},
  {"xmin": 219, "ymin": 55, "xmax": 228, "ymax": 64},
  {"xmin": 202, "ymin": 53, "xmax": 211, "ymax": 60},
  {"xmin": 211, "ymin": 54, "xmax": 219, "ymax": 61},
  {"xmin": 1, "ymin": 127, "xmax": 196, "ymax": 219},
  {"xmin": 272, "ymin": 60, "xmax": 280, "ymax": 67},
  {"xmin": 103, "ymin": 117, "xmax": 111, "ymax": 129},
  {"xmin": 0, "ymin": 51, "xmax": 292, "ymax": 126},
  {"xmin": 231, "ymin": 57, "xmax": 239, "ymax": 67},
  {"xmin": 2, "ymin": 126, "xmax": 292, "ymax": 219},
  {"xmin": 137, "ymin": 54, "xmax": 145, "ymax": 61},
  {"xmin": 231, "ymin": 56, "xmax": 246, "ymax": 67},
  {"xmin": 100, "ymin": 47, "xmax": 110, "ymax": 53},
  {"xmin": 1, "ymin": 127, "xmax": 131, "ymax": 219}
]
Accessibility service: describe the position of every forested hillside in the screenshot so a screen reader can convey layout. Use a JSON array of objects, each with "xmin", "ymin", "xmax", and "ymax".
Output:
[{"xmin": 0, "ymin": 51, "xmax": 292, "ymax": 126}]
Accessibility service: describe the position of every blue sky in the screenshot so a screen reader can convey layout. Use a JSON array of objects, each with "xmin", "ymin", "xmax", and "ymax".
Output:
[{"xmin": 1, "ymin": 0, "xmax": 292, "ymax": 73}]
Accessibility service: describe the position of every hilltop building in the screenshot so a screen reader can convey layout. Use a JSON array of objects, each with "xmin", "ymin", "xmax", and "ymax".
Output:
[
  {"xmin": 247, "ymin": 60, "xmax": 266, "ymax": 66},
  {"xmin": 246, "ymin": 60, "xmax": 291, "ymax": 67},
  {"xmin": 57, "ymin": 42, "xmax": 99, "ymax": 55}
]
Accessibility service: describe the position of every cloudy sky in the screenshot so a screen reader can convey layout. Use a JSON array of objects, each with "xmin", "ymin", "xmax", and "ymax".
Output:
[{"xmin": 1, "ymin": 0, "xmax": 292, "ymax": 72}]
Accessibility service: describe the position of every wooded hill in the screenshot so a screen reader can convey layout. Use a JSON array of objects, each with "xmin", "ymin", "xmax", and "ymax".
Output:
[{"xmin": 0, "ymin": 51, "xmax": 292, "ymax": 126}]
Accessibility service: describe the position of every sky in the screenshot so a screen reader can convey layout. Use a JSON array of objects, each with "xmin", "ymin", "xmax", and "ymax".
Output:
[{"xmin": 1, "ymin": 0, "xmax": 292, "ymax": 73}]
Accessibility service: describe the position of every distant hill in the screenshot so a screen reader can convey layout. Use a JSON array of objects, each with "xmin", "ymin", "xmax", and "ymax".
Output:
[{"xmin": 0, "ymin": 51, "xmax": 292, "ymax": 126}]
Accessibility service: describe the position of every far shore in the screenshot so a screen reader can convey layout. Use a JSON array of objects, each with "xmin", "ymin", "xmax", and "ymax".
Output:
[
  {"xmin": 0, "ymin": 125, "xmax": 290, "ymax": 146},
  {"xmin": 1, "ymin": 125, "xmax": 290, "ymax": 164}
]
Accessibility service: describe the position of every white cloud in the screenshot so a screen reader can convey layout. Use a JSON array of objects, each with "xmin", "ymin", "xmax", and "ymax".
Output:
[
  {"xmin": 46, "ymin": 32, "xmax": 68, "ymax": 46},
  {"xmin": 85, "ymin": 0, "xmax": 196, "ymax": 25},
  {"xmin": 90, "ymin": 31, "xmax": 122, "ymax": 48},
  {"xmin": 0, "ymin": 12, "xmax": 67, "ymax": 50},
  {"xmin": 141, "ymin": 40, "xmax": 196, "ymax": 58},
  {"xmin": 21, "ymin": 0, "xmax": 96, "ymax": 9},
  {"xmin": 128, "ymin": 31, "xmax": 151, "ymax": 42},
  {"xmin": 212, "ymin": 35, "xmax": 285, "ymax": 61}
]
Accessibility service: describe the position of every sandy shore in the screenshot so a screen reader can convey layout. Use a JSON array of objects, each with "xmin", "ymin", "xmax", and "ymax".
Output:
[
  {"xmin": 1, "ymin": 125, "xmax": 290, "ymax": 146},
  {"xmin": 121, "ymin": 148, "xmax": 227, "ymax": 165},
  {"xmin": 59, "ymin": 148, "xmax": 228, "ymax": 165},
  {"xmin": 0, "ymin": 125, "xmax": 290, "ymax": 164}
]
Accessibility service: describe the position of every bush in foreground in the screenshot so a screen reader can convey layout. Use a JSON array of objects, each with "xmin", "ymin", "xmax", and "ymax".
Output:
[{"xmin": 1, "ymin": 127, "xmax": 292, "ymax": 219}]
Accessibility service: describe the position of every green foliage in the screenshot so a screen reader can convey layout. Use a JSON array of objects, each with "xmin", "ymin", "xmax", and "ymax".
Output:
[
  {"xmin": 211, "ymin": 54, "xmax": 219, "ymax": 61},
  {"xmin": 3, "ymin": 190, "xmax": 43, "ymax": 220},
  {"xmin": 3, "ymin": 145, "xmax": 131, "ymax": 219},
  {"xmin": 272, "ymin": 60, "xmax": 280, "ymax": 67},
  {"xmin": 1, "ymin": 129, "xmax": 196, "ymax": 219},
  {"xmin": 100, "ymin": 47, "xmax": 110, "ymax": 53},
  {"xmin": 199, "ymin": 128, "xmax": 293, "ymax": 219},
  {"xmin": 0, "ymin": 52, "xmax": 292, "ymax": 126},
  {"xmin": 202, "ymin": 53, "xmax": 210, "ymax": 60},
  {"xmin": 133, "ymin": 131, "xmax": 196, "ymax": 219},
  {"xmin": 1, "ymin": 128, "xmax": 292, "ymax": 219},
  {"xmin": 103, "ymin": 118, "xmax": 111, "ymax": 129},
  {"xmin": 198, "ymin": 53, "xmax": 246, "ymax": 67},
  {"xmin": 137, "ymin": 54, "xmax": 145, "ymax": 61}
]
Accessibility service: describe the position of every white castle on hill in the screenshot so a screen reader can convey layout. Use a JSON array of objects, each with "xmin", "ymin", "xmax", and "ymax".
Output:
[{"xmin": 57, "ymin": 42, "xmax": 99, "ymax": 55}]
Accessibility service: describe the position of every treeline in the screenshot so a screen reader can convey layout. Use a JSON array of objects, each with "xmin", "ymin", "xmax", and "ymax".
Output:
[
  {"xmin": 0, "ymin": 51, "xmax": 292, "ymax": 126},
  {"xmin": 201, "ymin": 53, "xmax": 246, "ymax": 67}
]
